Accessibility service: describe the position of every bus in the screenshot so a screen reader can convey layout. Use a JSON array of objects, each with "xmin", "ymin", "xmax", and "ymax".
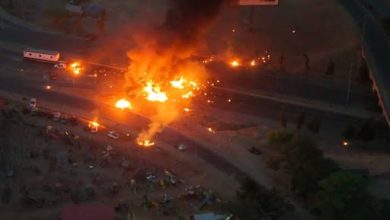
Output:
[{"xmin": 23, "ymin": 48, "xmax": 61, "ymax": 63}]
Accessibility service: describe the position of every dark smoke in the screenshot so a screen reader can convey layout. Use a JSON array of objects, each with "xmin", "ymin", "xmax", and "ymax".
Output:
[{"xmin": 158, "ymin": 0, "xmax": 229, "ymax": 50}]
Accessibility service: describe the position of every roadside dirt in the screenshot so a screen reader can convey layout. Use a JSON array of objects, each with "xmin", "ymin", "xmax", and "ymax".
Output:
[{"xmin": 0, "ymin": 97, "xmax": 237, "ymax": 220}]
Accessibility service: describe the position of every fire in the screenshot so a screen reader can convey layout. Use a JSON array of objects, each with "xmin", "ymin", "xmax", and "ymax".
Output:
[
  {"xmin": 115, "ymin": 98, "xmax": 132, "ymax": 110},
  {"xmin": 88, "ymin": 120, "xmax": 99, "ymax": 128},
  {"xmin": 182, "ymin": 91, "xmax": 194, "ymax": 99},
  {"xmin": 230, "ymin": 60, "xmax": 240, "ymax": 67},
  {"xmin": 170, "ymin": 76, "xmax": 186, "ymax": 89},
  {"xmin": 122, "ymin": 0, "xmax": 217, "ymax": 147},
  {"xmin": 45, "ymin": 85, "xmax": 52, "ymax": 90},
  {"xmin": 137, "ymin": 138, "xmax": 155, "ymax": 147},
  {"xmin": 143, "ymin": 81, "xmax": 168, "ymax": 102},
  {"xmin": 184, "ymin": 108, "xmax": 191, "ymax": 112},
  {"xmin": 88, "ymin": 120, "xmax": 100, "ymax": 133},
  {"xmin": 70, "ymin": 62, "xmax": 82, "ymax": 75},
  {"xmin": 250, "ymin": 60, "xmax": 256, "ymax": 66}
]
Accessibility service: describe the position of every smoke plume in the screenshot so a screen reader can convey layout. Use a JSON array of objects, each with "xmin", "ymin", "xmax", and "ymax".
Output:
[{"xmin": 126, "ymin": 0, "xmax": 229, "ymax": 145}]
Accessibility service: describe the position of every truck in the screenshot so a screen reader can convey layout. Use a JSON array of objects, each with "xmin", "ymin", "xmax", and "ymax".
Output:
[{"xmin": 23, "ymin": 48, "xmax": 61, "ymax": 63}]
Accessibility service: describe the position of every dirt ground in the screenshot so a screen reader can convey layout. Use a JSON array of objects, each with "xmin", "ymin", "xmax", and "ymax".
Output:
[{"xmin": 0, "ymin": 98, "xmax": 237, "ymax": 220}]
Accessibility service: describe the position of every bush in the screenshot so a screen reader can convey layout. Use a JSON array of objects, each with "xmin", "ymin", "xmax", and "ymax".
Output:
[
  {"xmin": 315, "ymin": 171, "xmax": 373, "ymax": 220},
  {"xmin": 267, "ymin": 133, "xmax": 339, "ymax": 198},
  {"xmin": 225, "ymin": 177, "xmax": 294, "ymax": 220},
  {"xmin": 268, "ymin": 129, "xmax": 294, "ymax": 145}
]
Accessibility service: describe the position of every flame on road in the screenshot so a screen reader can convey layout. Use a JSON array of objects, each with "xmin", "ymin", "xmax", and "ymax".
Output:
[
  {"xmin": 137, "ymin": 138, "xmax": 155, "ymax": 147},
  {"xmin": 88, "ymin": 120, "xmax": 100, "ymax": 132},
  {"xmin": 70, "ymin": 62, "xmax": 82, "ymax": 76},
  {"xmin": 115, "ymin": 98, "xmax": 132, "ymax": 110},
  {"xmin": 250, "ymin": 60, "xmax": 256, "ymax": 66},
  {"xmin": 230, "ymin": 60, "xmax": 240, "ymax": 67},
  {"xmin": 143, "ymin": 81, "xmax": 168, "ymax": 102},
  {"xmin": 170, "ymin": 76, "xmax": 186, "ymax": 89}
]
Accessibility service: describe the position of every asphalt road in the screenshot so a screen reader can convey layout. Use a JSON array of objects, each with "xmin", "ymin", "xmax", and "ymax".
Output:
[
  {"xmin": 0, "ymin": 6, "xmax": 386, "ymax": 182},
  {"xmin": 0, "ymin": 13, "xmax": 378, "ymax": 111},
  {"xmin": 209, "ymin": 64, "xmax": 378, "ymax": 109}
]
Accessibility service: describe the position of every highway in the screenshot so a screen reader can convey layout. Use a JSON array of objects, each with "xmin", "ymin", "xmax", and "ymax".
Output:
[
  {"xmin": 0, "ymin": 12, "xmax": 378, "ymax": 113},
  {"xmin": 0, "ymin": 8, "xmax": 386, "ymax": 182}
]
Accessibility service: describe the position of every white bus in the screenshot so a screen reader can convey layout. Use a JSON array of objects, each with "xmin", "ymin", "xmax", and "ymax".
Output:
[{"xmin": 23, "ymin": 48, "xmax": 61, "ymax": 63}]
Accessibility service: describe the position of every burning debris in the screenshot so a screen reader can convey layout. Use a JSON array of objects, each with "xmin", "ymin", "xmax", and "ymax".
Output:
[
  {"xmin": 69, "ymin": 61, "xmax": 82, "ymax": 76},
  {"xmin": 121, "ymin": 0, "xmax": 230, "ymax": 146},
  {"xmin": 115, "ymin": 98, "xmax": 132, "ymax": 110}
]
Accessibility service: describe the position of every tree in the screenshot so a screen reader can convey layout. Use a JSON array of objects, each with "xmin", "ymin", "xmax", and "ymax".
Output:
[
  {"xmin": 226, "ymin": 177, "xmax": 294, "ymax": 220},
  {"xmin": 325, "ymin": 60, "xmax": 335, "ymax": 76},
  {"xmin": 267, "ymin": 133, "xmax": 339, "ymax": 198},
  {"xmin": 284, "ymin": 135, "xmax": 339, "ymax": 197},
  {"xmin": 315, "ymin": 171, "xmax": 373, "ymax": 220},
  {"xmin": 296, "ymin": 112, "xmax": 305, "ymax": 130},
  {"xmin": 268, "ymin": 129, "xmax": 294, "ymax": 145}
]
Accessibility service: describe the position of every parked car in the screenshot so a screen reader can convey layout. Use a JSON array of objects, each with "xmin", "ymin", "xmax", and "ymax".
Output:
[
  {"xmin": 29, "ymin": 98, "xmax": 38, "ymax": 111},
  {"xmin": 53, "ymin": 112, "xmax": 61, "ymax": 121},
  {"xmin": 107, "ymin": 130, "xmax": 119, "ymax": 140},
  {"xmin": 176, "ymin": 144, "xmax": 187, "ymax": 151},
  {"xmin": 54, "ymin": 62, "xmax": 67, "ymax": 69}
]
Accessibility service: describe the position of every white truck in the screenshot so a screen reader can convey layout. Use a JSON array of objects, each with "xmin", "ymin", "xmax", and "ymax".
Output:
[{"xmin": 23, "ymin": 48, "xmax": 61, "ymax": 63}]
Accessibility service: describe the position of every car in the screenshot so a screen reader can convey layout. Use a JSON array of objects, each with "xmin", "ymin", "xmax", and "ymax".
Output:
[
  {"xmin": 248, "ymin": 146, "xmax": 262, "ymax": 155},
  {"xmin": 54, "ymin": 62, "xmax": 67, "ymax": 69},
  {"xmin": 176, "ymin": 144, "xmax": 187, "ymax": 151},
  {"xmin": 29, "ymin": 98, "xmax": 38, "ymax": 111},
  {"xmin": 53, "ymin": 112, "xmax": 61, "ymax": 121},
  {"xmin": 107, "ymin": 131, "xmax": 119, "ymax": 140}
]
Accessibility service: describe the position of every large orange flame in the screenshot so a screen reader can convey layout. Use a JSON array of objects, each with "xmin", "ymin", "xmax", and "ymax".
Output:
[{"xmin": 143, "ymin": 80, "xmax": 168, "ymax": 102}]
